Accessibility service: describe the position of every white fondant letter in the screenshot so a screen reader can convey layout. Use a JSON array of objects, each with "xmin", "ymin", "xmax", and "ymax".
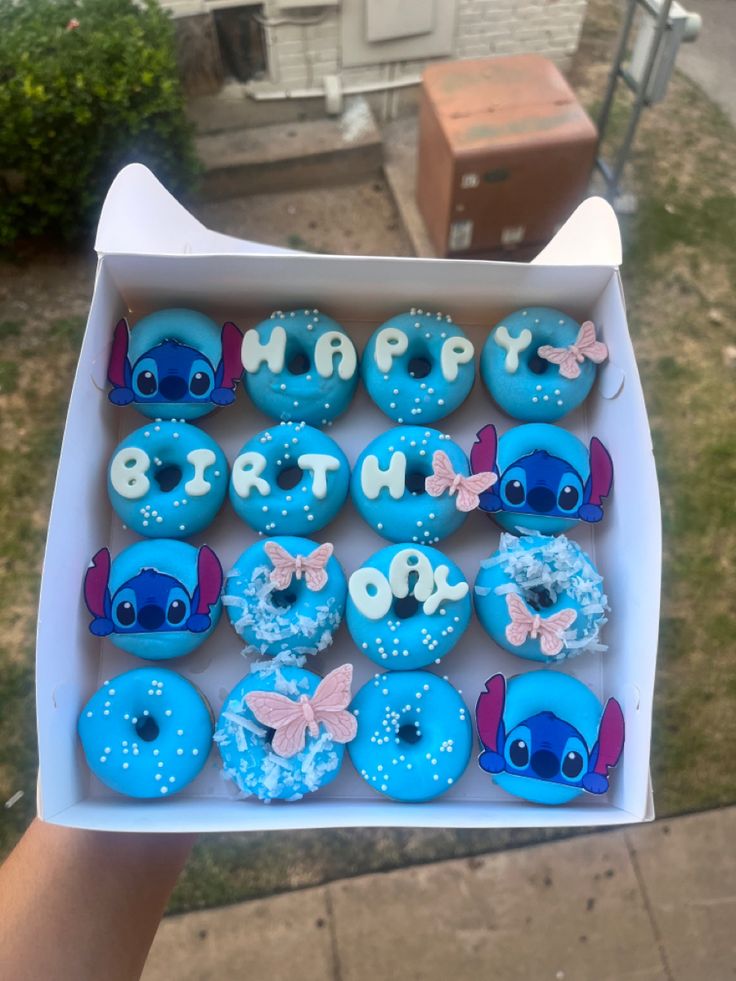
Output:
[
  {"xmin": 423, "ymin": 565, "xmax": 469, "ymax": 615},
  {"xmin": 110, "ymin": 447, "xmax": 150, "ymax": 500},
  {"xmin": 388, "ymin": 549, "xmax": 435, "ymax": 603},
  {"xmin": 231, "ymin": 451, "xmax": 270, "ymax": 498},
  {"xmin": 297, "ymin": 453, "xmax": 340, "ymax": 499},
  {"xmin": 361, "ymin": 451, "xmax": 406, "ymax": 500},
  {"xmin": 374, "ymin": 327, "xmax": 408, "ymax": 372},
  {"xmin": 314, "ymin": 331, "xmax": 357, "ymax": 380},
  {"xmin": 241, "ymin": 325, "xmax": 286, "ymax": 373},
  {"xmin": 440, "ymin": 337, "xmax": 474, "ymax": 382},
  {"xmin": 349, "ymin": 568, "xmax": 392, "ymax": 620},
  {"xmin": 493, "ymin": 325, "xmax": 532, "ymax": 373},
  {"xmin": 185, "ymin": 448, "xmax": 216, "ymax": 497}
]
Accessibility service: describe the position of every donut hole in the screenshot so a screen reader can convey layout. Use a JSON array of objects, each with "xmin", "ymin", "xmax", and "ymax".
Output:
[
  {"xmin": 276, "ymin": 466, "xmax": 303, "ymax": 490},
  {"xmin": 526, "ymin": 586, "xmax": 555, "ymax": 611},
  {"xmin": 405, "ymin": 470, "xmax": 429, "ymax": 495},
  {"xmin": 393, "ymin": 594, "xmax": 420, "ymax": 620},
  {"xmin": 408, "ymin": 355, "xmax": 432, "ymax": 379},
  {"xmin": 528, "ymin": 347, "xmax": 550, "ymax": 375},
  {"xmin": 135, "ymin": 715, "xmax": 160, "ymax": 742},
  {"xmin": 154, "ymin": 463, "xmax": 182, "ymax": 493},
  {"xmin": 270, "ymin": 588, "xmax": 296, "ymax": 609},
  {"xmin": 263, "ymin": 726, "xmax": 277, "ymax": 748},
  {"xmin": 397, "ymin": 721, "xmax": 422, "ymax": 744},
  {"xmin": 287, "ymin": 350, "xmax": 310, "ymax": 375}
]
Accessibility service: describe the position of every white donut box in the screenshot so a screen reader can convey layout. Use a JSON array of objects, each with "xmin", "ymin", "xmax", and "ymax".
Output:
[{"xmin": 35, "ymin": 165, "xmax": 661, "ymax": 832}]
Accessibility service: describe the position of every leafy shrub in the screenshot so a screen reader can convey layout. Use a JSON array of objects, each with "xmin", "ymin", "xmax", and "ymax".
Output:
[{"xmin": 0, "ymin": 0, "xmax": 199, "ymax": 247}]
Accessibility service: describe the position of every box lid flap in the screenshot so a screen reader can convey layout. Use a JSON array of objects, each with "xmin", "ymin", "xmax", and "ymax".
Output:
[{"xmin": 533, "ymin": 196, "xmax": 622, "ymax": 267}]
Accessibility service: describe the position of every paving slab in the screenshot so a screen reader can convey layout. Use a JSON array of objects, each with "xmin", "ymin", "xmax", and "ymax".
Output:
[
  {"xmin": 676, "ymin": 0, "xmax": 736, "ymax": 127},
  {"xmin": 142, "ymin": 886, "xmax": 335, "ymax": 981},
  {"xmin": 328, "ymin": 832, "xmax": 665, "ymax": 981},
  {"xmin": 625, "ymin": 808, "xmax": 736, "ymax": 980}
]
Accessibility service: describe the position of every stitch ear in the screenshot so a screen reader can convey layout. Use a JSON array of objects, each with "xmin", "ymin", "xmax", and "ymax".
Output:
[
  {"xmin": 582, "ymin": 697, "xmax": 625, "ymax": 794},
  {"xmin": 471, "ymin": 425, "xmax": 502, "ymax": 511},
  {"xmin": 187, "ymin": 545, "xmax": 223, "ymax": 632},
  {"xmin": 107, "ymin": 319, "xmax": 135, "ymax": 404},
  {"xmin": 580, "ymin": 436, "xmax": 613, "ymax": 521},
  {"xmin": 476, "ymin": 674, "xmax": 506, "ymax": 753},
  {"xmin": 84, "ymin": 549, "xmax": 114, "ymax": 636},
  {"xmin": 211, "ymin": 321, "xmax": 243, "ymax": 405}
]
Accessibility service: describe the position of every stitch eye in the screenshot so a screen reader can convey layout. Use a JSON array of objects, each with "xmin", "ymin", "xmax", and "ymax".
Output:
[
  {"xmin": 501, "ymin": 467, "xmax": 526, "ymax": 507},
  {"xmin": 506, "ymin": 481, "xmax": 524, "ymax": 504},
  {"xmin": 139, "ymin": 372, "xmax": 156, "ymax": 395},
  {"xmin": 167, "ymin": 599, "xmax": 186, "ymax": 624},
  {"xmin": 556, "ymin": 472, "xmax": 584, "ymax": 512},
  {"xmin": 562, "ymin": 751, "xmax": 583, "ymax": 778},
  {"xmin": 190, "ymin": 372, "xmax": 209, "ymax": 396},
  {"xmin": 133, "ymin": 358, "xmax": 158, "ymax": 398},
  {"xmin": 116, "ymin": 601, "xmax": 135, "ymax": 626},
  {"xmin": 509, "ymin": 739, "xmax": 529, "ymax": 767},
  {"xmin": 558, "ymin": 485, "xmax": 579, "ymax": 510}
]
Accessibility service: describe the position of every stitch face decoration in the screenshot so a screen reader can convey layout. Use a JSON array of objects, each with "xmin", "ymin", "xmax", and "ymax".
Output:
[
  {"xmin": 107, "ymin": 309, "xmax": 243, "ymax": 420},
  {"xmin": 475, "ymin": 673, "xmax": 625, "ymax": 805},
  {"xmin": 470, "ymin": 423, "xmax": 613, "ymax": 535},
  {"xmin": 83, "ymin": 541, "xmax": 223, "ymax": 660}
]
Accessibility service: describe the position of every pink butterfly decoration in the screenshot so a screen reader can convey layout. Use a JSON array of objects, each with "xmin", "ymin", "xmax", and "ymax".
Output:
[
  {"xmin": 505, "ymin": 594, "xmax": 578, "ymax": 657},
  {"xmin": 537, "ymin": 321, "xmax": 608, "ymax": 380},
  {"xmin": 264, "ymin": 541, "xmax": 333, "ymax": 592},
  {"xmin": 425, "ymin": 450, "xmax": 497, "ymax": 512},
  {"xmin": 244, "ymin": 663, "xmax": 358, "ymax": 758}
]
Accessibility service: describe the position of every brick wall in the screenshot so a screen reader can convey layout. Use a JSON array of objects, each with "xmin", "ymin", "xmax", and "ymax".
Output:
[{"xmin": 163, "ymin": 0, "xmax": 588, "ymax": 93}]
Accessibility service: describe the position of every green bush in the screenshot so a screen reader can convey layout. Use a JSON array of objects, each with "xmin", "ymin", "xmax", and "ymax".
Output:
[{"xmin": 0, "ymin": 0, "xmax": 199, "ymax": 247}]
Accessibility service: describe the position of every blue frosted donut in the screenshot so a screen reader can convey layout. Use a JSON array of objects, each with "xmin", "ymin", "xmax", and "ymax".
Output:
[
  {"xmin": 108, "ymin": 421, "xmax": 228, "ymax": 538},
  {"xmin": 470, "ymin": 423, "xmax": 614, "ymax": 535},
  {"xmin": 352, "ymin": 426, "xmax": 472, "ymax": 543},
  {"xmin": 241, "ymin": 308, "xmax": 358, "ymax": 427},
  {"xmin": 346, "ymin": 544, "xmax": 471, "ymax": 669},
  {"xmin": 229, "ymin": 422, "xmax": 350, "ymax": 536},
  {"xmin": 348, "ymin": 671, "xmax": 472, "ymax": 801},
  {"xmin": 78, "ymin": 667, "xmax": 213, "ymax": 798},
  {"xmin": 474, "ymin": 532, "xmax": 608, "ymax": 663},
  {"xmin": 480, "ymin": 308, "xmax": 608, "ymax": 422},
  {"xmin": 107, "ymin": 309, "xmax": 243, "ymax": 420},
  {"xmin": 475, "ymin": 672, "xmax": 625, "ymax": 805},
  {"xmin": 362, "ymin": 309, "xmax": 475, "ymax": 423},
  {"xmin": 215, "ymin": 664, "xmax": 353, "ymax": 801},
  {"xmin": 223, "ymin": 536, "xmax": 347, "ymax": 658},
  {"xmin": 83, "ymin": 540, "xmax": 223, "ymax": 660}
]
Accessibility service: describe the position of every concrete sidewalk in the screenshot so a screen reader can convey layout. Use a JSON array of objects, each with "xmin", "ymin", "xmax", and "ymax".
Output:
[{"xmin": 143, "ymin": 806, "xmax": 735, "ymax": 981}]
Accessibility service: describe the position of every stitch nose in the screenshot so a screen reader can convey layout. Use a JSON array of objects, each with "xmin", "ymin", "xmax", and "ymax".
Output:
[
  {"xmin": 527, "ymin": 486, "xmax": 556, "ymax": 513},
  {"xmin": 159, "ymin": 375, "xmax": 187, "ymax": 400},
  {"xmin": 138, "ymin": 604, "xmax": 165, "ymax": 630},
  {"xmin": 530, "ymin": 749, "xmax": 559, "ymax": 779}
]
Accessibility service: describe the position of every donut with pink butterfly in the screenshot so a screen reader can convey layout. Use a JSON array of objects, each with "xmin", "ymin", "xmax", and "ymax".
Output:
[
  {"xmin": 480, "ymin": 307, "xmax": 608, "ymax": 422},
  {"xmin": 222, "ymin": 536, "xmax": 347, "ymax": 660}
]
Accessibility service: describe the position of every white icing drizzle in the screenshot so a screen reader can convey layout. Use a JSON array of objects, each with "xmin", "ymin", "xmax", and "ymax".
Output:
[
  {"xmin": 314, "ymin": 331, "xmax": 357, "ymax": 380},
  {"xmin": 184, "ymin": 448, "xmax": 216, "ymax": 496},
  {"xmin": 232, "ymin": 451, "xmax": 271, "ymax": 498},
  {"xmin": 360, "ymin": 451, "xmax": 406, "ymax": 500},
  {"xmin": 374, "ymin": 327, "xmax": 408, "ymax": 372},
  {"xmin": 242, "ymin": 325, "xmax": 286, "ymax": 373},
  {"xmin": 297, "ymin": 453, "xmax": 340, "ymax": 499},
  {"xmin": 494, "ymin": 325, "xmax": 532, "ymax": 373},
  {"xmin": 440, "ymin": 336, "xmax": 474, "ymax": 381},
  {"xmin": 110, "ymin": 446, "xmax": 151, "ymax": 500}
]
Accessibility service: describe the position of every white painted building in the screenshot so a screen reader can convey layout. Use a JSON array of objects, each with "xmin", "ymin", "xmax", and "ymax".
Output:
[{"xmin": 165, "ymin": 0, "xmax": 589, "ymax": 99}]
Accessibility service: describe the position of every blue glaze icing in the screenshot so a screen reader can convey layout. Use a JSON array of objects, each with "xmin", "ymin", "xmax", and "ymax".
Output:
[
  {"xmin": 83, "ymin": 539, "xmax": 223, "ymax": 661},
  {"xmin": 480, "ymin": 307, "xmax": 600, "ymax": 422},
  {"xmin": 107, "ymin": 309, "xmax": 243, "ymax": 420},
  {"xmin": 477, "ymin": 671, "xmax": 610, "ymax": 805},
  {"xmin": 474, "ymin": 532, "xmax": 609, "ymax": 663},
  {"xmin": 215, "ymin": 665, "xmax": 345, "ymax": 801},
  {"xmin": 346, "ymin": 543, "xmax": 471, "ymax": 670},
  {"xmin": 229, "ymin": 422, "xmax": 350, "ymax": 536},
  {"xmin": 78, "ymin": 667, "xmax": 213, "ymax": 798},
  {"xmin": 223, "ymin": 536, "xmax": 347, "ymax": 658},
  {"xmin": 348, "ymin": 670, "xmax": 472, "ymax": 801},
  {"xmin": 362, "ymin": 309, "xmax": 475, "ymax": 423},
  {"xmin": 108, "ymin": 421, "xmax": 228, "ymax": 539},
  {"xmin": 351, "ymin": 426, "xmax": 470, "ymax": 543},
  {"xmin": 242, "ymin": 308, "xmax": 358, "ymax": 427}
]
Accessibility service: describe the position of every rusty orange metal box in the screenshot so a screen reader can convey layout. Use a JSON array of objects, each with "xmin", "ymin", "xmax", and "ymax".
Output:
[{"xmin": 416, "ymin": 54, "xmax": 597, "ymax": 256}]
